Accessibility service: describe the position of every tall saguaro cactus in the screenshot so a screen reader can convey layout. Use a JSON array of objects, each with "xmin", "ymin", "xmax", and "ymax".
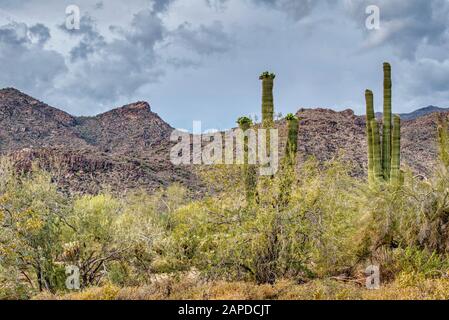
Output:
[
  {"xmin": 365, "ymin": 63, "xmax": 401, "ymax": 185},
  {"xmin": 259, "ymin": 72, "xmax": 276, "ymax": 129},
  {"xmin": 365, "ymin": 90, "xmax": 375, "ymax": 183},
  {"xmin": 237, "ymin": 116, "xmax": 257, "ymax": 205},
  {"xmin": 382, "ymin": 63, "xmax": 392, "ymax": 180}
]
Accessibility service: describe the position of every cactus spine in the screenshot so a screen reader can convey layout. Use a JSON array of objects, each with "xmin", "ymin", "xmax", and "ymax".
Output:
[
  {"xmin": 382, "ymin": 63, "xmax": 392, "ymax": 180},
  {"xmin": 365, "ymin": 90, "xmax": 375, "ymax": 183},
  {"xmin": 237, "ymin": 116, "xmax": 257, "ymax": 205},
  {"xmin": 365, "ymin": 63, "xmax": 401, "ymax": 185},
  {"xmin": 260, "ymin": 72, "xmax": 275, "ymax": 129}
]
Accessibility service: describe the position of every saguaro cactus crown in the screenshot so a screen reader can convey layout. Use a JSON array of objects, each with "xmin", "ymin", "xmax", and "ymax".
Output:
[
  {"xmin": 259, "ymin": 72, "xmax": 276, "ymax": 129},
  {"xmin": 365, "ymin": 63, "xmax": 401, "ymax": 185}
]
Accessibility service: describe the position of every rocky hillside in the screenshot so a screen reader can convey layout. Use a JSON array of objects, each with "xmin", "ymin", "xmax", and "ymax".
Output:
[
  {"xmin": 0, "ymin": 88, "xmax": 202, "ymax": 195},
  {"xmin": 0, "ymin": 87, "xmax": 444, "ymax": 195}
]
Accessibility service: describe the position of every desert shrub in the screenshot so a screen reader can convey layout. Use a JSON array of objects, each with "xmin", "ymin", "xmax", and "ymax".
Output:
[
  {"xmin": 0, "ymin": 159, "xmax": 70, "ymax": 295},
  {"xmin": 352, "ymin": 163, "xmax": 449, "ymax": 282},
  {"xmin": 6, "ymin": 147, "xmax": 449, "ymax": 299},
  {"xmin": 60, "ymin": 193, "xmax": 123, "ymax": 288},
  {"xmin": 291, "ymin": 158, "xmax": 362, "ymax": 276},
  {"xmin": 170, "ymin": 157, "xmax": 362, "ymax": 283},
  {"xmin": 111, "ymin": 186, "xmax": 186, "ymax": 283}
]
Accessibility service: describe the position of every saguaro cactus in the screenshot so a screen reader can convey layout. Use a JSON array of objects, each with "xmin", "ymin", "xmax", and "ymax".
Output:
[
  {"xmin": 237, "ymin": 116, "xmax": 257, "ymax": 205},
  {"xmin": 365, "ymin": 90, "xmax": 375, "ymax": 183},
  {"xmin": 370, "ymin": 119, "xmax": 383, "ymax": 181},
  {"xmin": 390, "ymin": 115, "xmax": 401, "ymax": 184},
  {"xmin": 285, "ymin": 113, "xmax": 299, "ymax": 163},
  {"xmin": 278, "ymin": 113, "xmax": 299, "ymax": 208},
  {"xmin": 437, "ymin": 114, "xmax": 449, "ymax": 167},
  {"xmin": 382, "ymin": 62, "xmax": 392, "ymax": 180},
  {"xmin": 259, "ymin": 72, "xmax": 276, "ymax": 129},
  {"xmin": 365, "ymin": 63, "xmax": 401, "ymax": 185}
]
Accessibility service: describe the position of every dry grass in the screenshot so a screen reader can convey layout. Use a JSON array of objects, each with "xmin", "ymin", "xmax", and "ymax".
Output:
[{"xmin": 32, "ymin": 274, "xmax": 449, "ymax": 300}]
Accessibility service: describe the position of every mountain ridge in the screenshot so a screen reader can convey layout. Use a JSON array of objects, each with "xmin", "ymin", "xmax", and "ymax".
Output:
[
  {"xmin": 0, "ymin": 87, "xmax": 446, "ymax": 194},
  {"xmin": 0, "ymin": 87, "xmax": 202, "ymax": 195}
]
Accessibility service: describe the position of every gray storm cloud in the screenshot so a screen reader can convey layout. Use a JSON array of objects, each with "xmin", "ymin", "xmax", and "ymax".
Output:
[{"xmin": 0, "ymin": 0, "xmax": 448, "ymax": 128}]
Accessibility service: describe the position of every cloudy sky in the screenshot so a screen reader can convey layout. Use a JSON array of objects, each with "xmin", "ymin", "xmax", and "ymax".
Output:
[{"xmin": 0, "ymin": 0, "xmax": 448, "ymax": 130}]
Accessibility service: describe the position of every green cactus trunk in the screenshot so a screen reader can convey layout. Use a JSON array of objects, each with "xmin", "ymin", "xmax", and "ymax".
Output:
[
  {"xmin": 382, "ymin": 62, "xmax": 392, "ymax": 180},
  {"xmin": 371, "ymin": 119, "xmax": 383, "ymax": 181},
  {"xmin": 238, "ymin": 119, "xmax": 257, "ymax": 205},
  {"xmin": 390, "ymin": 115, "xmax": 401, "ymax": 185},
  {"xmin": 437, "ymin": 114, "xmax": 449, "ymax": 167},
  {"xmin": 260, "ymin": 72, "xmax": 275, "ymax": 129},
  {"xmin": 278, "ymin": 114, "xmax": 298, "ymax": 208},
  {"xmin": 259, "ymin": 72, "xmax": 276, "ymax": 173},
  {"xmin": 365, "ymin": 90, "xmax": 375, "ymax": 183},
  {"xmin": 285, "ymin": 116, "xmax": 299, "ymax": 164}
]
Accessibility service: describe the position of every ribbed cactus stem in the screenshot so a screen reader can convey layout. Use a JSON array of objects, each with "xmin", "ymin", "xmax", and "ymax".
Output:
[
  {"xmin": 285, "ymin": 113, "xmax": 299, "ymax": 164},
  {"xmin": 260, "ymin": 72, "xmax": 275, "ymax": 129},
  {"xmin": 390, "ymin": 115, "xmax": 401, "ymax": 185},
  {"xmin": 382, "ymin": 62, "xmax": 392, "ymax": 180},
  {"xmin": 371, "ymin": 119, "xmax": 383, "ymax": 181},
  {"xmin": 365, "ymin": 90, "xmax": 375, "ymax": 183},
  {"xmin": 238, "ymin": 117, "xmax": 257, "ymax": 205},
  {"xmin": 437, "ymin": 114, "xmax": 449, "ymax": 167}
]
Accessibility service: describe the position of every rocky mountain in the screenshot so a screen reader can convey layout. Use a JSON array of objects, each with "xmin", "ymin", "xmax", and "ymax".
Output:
[
  {"xmin": 0, "ymin": 88, "xmax": 203, "ymax": 195},
  {"xmin": 399, "ymin": 106, "xmax": 449, "ymax": 121},
  {"xmin": 0, "ymin": 87, "xmax": 445, "ymax": 195},
  {"xmin": 374, "ymin": 105, "xmax": 448, "ymax": 121}
]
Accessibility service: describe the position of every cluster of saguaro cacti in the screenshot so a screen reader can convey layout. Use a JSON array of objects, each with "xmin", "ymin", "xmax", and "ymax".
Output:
[
  {"xmin": 365, "ymin": 63, "xmax": 402, "ymax": 185},
  {"xmin": 237, "ymin": 116, "xmax": 258, "ymax": 204},
  {"xmin": 237, "ymin": 72, "xmax": 301, "ymax": 205}
]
